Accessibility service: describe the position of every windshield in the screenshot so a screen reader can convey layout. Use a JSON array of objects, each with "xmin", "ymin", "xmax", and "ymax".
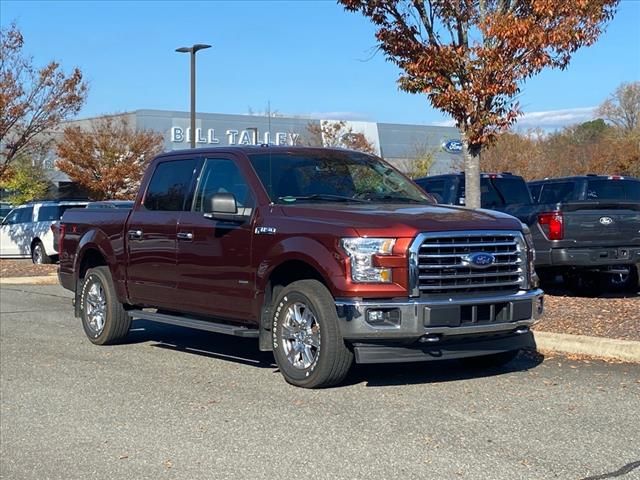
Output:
[{"xmin": 248, "ymin": 151, "xmax": 432, "ymax": 205}]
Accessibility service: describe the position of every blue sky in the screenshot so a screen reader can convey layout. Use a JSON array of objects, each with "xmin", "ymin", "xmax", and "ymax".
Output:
[{"xmin": 2, "ymin": 0, "xmax": 639, "ymax": 129}]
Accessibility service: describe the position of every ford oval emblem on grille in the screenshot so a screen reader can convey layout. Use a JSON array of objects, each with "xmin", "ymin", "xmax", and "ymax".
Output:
[
  {"xmin": 599, "ymin": 216, "xmax": 614, "ymax": 225},
  {"xmin": 462, "ymin": 252, "xmax": 496, "ymax": 269}
]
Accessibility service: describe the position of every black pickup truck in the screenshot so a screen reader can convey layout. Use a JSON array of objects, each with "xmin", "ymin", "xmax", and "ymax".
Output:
[{"xmin": 415, "ymin": 173, "xmax": 640, "ymax": 292}]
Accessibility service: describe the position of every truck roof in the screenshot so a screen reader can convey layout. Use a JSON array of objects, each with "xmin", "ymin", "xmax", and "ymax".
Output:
[
  {"xmin": 153, "ymin": 145, "xmax": 363, "ymax": 161},
  {"xmin": 528, "ymin": 175, "xmax": 639, "ymax": 184}
]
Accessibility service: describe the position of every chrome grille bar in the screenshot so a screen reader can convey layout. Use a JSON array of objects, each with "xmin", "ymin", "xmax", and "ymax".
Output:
[{"xmin": 409, "ymin": 230, "xmax": 528, "ymax": 296}]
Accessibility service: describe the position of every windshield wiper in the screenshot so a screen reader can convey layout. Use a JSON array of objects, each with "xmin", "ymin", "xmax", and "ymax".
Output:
[
  {"xmin": 277, "ymin": 194, "xmax": 368, "ymax": 203},
  {"xmin": 359, "ymin": 193, "xmax": 426, "ymax": 203}
]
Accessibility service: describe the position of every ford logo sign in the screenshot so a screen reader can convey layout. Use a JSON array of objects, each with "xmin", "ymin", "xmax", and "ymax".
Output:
[
  {"xmin": 442, "ymin": 139, "xmax": 463, "ymax": 154},
  {"xmin": 599, "ymin": 216, "xmax": 614, "ymax": 225},
  {"xmin": 462, "ymin": 252, "xmax": 496, "ymax": 269}
]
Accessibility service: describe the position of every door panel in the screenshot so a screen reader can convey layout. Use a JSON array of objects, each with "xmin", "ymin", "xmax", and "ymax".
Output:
[
  {"xmin": 126, "ymin": 210, "xmax": 181, "ymax": 306},
  {"xmin": 176, "ymin": 214, "xmax": 254, "ymax": 321},
  {"xmin": 126, "ymin": 158, "xmax": 198, "ymax": 307},
  {"xmin": 176, "ymin": 156, "xmax": 256, "ymax": 322}
]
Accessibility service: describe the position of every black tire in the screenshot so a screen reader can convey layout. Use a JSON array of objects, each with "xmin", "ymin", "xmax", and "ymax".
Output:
[
  {"xmin": 272, "ymin": 279, "xmax": 353, "ymax": 388},
  {"xmin": 80, "ymin": 266, "xmax": 131, "ymax": 345},
  {"xmin": 462, "ymin": 350, "xmax": 519, "ymax": 368},
  {"xmin": 603, "ymin": 265, "xmax": 639, "ymax": 294},
  {"xmin": 31, "ymin": 240, "xmax": 52, "ymax": 264}
]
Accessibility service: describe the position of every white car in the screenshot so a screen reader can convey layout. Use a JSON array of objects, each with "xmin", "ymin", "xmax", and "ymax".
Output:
[{"xmin": 0, "ymin": 201, "xmax": 87, "ymax": 263}]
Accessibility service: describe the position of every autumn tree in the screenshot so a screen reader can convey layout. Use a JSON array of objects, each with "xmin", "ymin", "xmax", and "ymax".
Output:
[
  {"xmin": 0, "ymin": 23, "xmax": 87, "ymax": 179},
  {"xmin": 340, "ymin": 0, "xmax": 618, "ymax": 208},
  {"xmin": 56, "ymin": 115, "xmax": 164, "ymax": 200},
  {"xmin": 596, "ymin": 81, "xmax": 640, "ymax": 133},
  {"xmin": 306, "ymin": 120, "xmax": 377, "ymax": 154},
  {"xmin": 481, "ymin": 122, "xmax": 640, "ymax": 180}
]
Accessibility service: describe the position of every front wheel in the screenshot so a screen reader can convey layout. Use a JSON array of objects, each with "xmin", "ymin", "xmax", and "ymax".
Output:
[
  {"xmin": 80, "ymin": 266, "xmax": 131, "ymax": 345},
  {"xmin": 272, "ymin": 280, "xmax": 353, "ymax": 388}
]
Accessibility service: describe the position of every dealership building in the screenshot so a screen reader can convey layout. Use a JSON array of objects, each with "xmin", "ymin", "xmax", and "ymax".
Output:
[{"xmin": 43, "ymin": 109, "xmax": 463, "ymax": 197}]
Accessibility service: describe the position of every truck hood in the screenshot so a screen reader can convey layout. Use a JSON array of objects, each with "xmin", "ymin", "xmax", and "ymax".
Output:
[{"xmin": 280, "ymin": 203, "xmax": 523, "ymax": 235}]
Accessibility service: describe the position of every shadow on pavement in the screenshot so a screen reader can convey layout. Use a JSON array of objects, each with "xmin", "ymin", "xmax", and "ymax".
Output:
[
  {"xmin": 125, "ymin": 319, "xmax": 276, "ymax": 369},
  {"xmin": 350, "ymin": 350, "xmax": 544, "ymax": 388},
  {"xmin": 123, "ymin": 319, "xmax": 545, "ymax": 387}
]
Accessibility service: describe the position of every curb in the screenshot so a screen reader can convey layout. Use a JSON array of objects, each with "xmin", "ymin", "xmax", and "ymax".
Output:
[
  {"xmin": 0, "ymin": 275, "xmax": 59, "ymax": 285},
  {"xmin": 534, "ymin": 331, "xmax": 640, "ymax": 363}
]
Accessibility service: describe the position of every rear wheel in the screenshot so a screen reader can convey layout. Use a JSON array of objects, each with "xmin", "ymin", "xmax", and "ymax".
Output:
[
  {"xmin": 80, "ymin": 266, "xmax": 131, "ymax": 345},
  {"xmin": 272, "ymin": 280, "xmax": 353, "ymax": 388},
  {"xmin": 31, "ymin": 240, "xmax": 52, "ymax": 264}
]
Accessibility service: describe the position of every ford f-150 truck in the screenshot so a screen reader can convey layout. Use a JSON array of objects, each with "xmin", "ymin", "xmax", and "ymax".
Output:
[{"xmin": 59, "ymin": 147, "xmax": 543, "ymax": 388}]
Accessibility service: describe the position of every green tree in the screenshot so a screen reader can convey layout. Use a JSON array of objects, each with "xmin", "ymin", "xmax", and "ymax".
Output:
[{"xmin": 0, "ymin": 155, "xmax": 49, "ymax": 204}]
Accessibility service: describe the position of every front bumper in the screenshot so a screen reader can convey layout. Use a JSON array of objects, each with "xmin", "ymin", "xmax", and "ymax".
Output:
[
  {"xmin": 335, "ymin": 289, "xmax": 543, "ymax": 364},
  {"xmin": 335, "ymin": 289, "xmax": 544, "ymax": 341}
]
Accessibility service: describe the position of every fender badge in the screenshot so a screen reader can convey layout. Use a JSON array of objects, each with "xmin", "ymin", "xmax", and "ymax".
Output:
[{"xmin": 255, "ymin": 226, "xmax": 277, "ymax": 235}]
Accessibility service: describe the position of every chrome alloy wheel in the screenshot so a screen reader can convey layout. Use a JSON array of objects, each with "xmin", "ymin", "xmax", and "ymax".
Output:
[
  {"xmin": 33, "ymin": 244, "xmax": 43, "ymax": 264},
  {"xmin": 279, "ymin": 301, "xmax": 321, "ymax": 370},
  {"xmin": 85, "ymin": 280, "xmax": 107, "ymax": 336}
]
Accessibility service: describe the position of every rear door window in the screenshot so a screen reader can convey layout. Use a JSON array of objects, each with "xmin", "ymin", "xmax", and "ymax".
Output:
[
  {"xmin": 143, "ymin": 159, "xmax": 197, "ymax": 211},
  {"xmin": 538, "ymin": 182, "xmax": 575, "ymax": 203}
]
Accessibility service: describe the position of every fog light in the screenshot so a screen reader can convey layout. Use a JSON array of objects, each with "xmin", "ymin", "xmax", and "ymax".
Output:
[{"xmin": 366, "ymin": 308, "xmax": 401, "ymax": 327}]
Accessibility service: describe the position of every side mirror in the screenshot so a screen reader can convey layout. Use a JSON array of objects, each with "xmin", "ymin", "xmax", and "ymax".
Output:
[
  {"xmin": 204, "ymin": 193, "xmax": 248, "ymax": 223},
  {"xmin": 208, "ymin": 192, "xmax": 237, "ymax": 214}
]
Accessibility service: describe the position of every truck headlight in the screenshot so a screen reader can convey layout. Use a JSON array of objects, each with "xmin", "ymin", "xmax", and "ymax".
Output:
[{"xmin": 341, "ymin": 238, "xmax": 396, "ymax": 283}]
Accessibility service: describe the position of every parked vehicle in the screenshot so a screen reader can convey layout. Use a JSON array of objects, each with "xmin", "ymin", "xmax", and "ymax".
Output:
[
  {"xmin": 416, "ymin": 173, "xmax": 640, "ymax": 292},
  {"xmin": 0, "ymin": 200, "xmax": 88, "ymax": 263},
  {"xmin": 528, "ymin": 175, "xmax": 640, "ymax": 291},
  {"xmin": 528, "ymin": 175, "xmax": 640, "ymax": 203},
  {"xmin": 59, "ymin": 147, "xmax": 543, "ymax": 388}
]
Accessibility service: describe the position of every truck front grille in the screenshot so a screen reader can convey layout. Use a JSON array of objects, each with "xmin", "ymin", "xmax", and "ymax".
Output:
[{"xmin": 413, "ymin": 231, "xmax": 526, "ymax": 295}]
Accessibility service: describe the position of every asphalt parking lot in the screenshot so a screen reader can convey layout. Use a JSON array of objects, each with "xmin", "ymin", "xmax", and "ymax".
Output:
[{"xmin": 1, "ymin": 284, "xmax": 639, "ymax": 480}]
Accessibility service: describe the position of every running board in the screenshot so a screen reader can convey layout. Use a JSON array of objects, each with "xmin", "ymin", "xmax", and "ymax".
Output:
[{"xmin": 128, "ymin": 310, "xmax": 259, "ymax": 338}]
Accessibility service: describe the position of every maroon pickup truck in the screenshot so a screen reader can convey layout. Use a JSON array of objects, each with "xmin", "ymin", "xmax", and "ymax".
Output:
[{"xmin": 58, "ymin": 146, "xmax": 543, "ymax": 388}]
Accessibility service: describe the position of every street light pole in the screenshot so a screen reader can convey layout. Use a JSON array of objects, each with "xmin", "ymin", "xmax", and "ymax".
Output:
[{"xmin": 175, "ymin": 44, "xmax": 211, "ymax": 149}]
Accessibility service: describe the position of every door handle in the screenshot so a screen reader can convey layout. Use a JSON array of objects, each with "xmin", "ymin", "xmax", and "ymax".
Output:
[
  {"xmin": 128, "ymin": 229, "xmax": 143, "ymax": 240},
  {"xmin": 177, "ymin": 232, "xmax": 194, "ymax": 240}
]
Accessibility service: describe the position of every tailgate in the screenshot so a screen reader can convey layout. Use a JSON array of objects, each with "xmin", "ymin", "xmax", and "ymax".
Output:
[{"xmin": 561, "ymin": 202, "xmax": 640, "ymax": 246}]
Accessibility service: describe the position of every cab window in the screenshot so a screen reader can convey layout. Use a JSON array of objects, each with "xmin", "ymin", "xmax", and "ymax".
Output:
[
  {"xmin": 143, "ymin": 160, "xmax": 197, "ymax": 211},
  {"xmin": 193, "ymin": 158, "xmax": 254, "ymax": 212}
]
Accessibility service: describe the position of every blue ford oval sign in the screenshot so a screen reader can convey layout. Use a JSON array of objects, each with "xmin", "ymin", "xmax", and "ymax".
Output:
[
  {"xmin": 442, "ymin": 139, "xmax": 463, "ymax": 154},
  {"xmin": 463, "ymin": 252, "xmax": 496, "ymax": 269}
]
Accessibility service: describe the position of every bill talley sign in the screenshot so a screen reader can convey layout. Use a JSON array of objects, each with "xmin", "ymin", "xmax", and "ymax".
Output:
[{"xmin": 171, "ymin": 127, "xmax": 300, "ymax": 146}]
